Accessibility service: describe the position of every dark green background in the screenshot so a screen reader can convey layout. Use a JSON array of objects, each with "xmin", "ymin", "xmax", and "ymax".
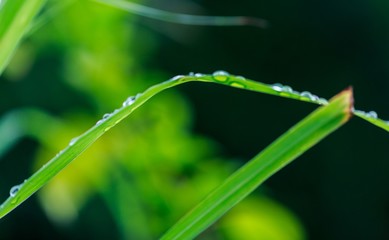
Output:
[
  {"xmin": 1, "ymin": 0, "xmax": 388, "ymax": 239},
  {"xmin": 154, "ymin": 0, "xmax": 389, "ymax": 239}
]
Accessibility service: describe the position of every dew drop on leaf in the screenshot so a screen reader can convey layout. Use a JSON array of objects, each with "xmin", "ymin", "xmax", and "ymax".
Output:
[
  {"xmin": 366, "ymin": 111, "xmax": 378, "ymax": 119},
  {"xmin": 212, "ymin": 70, "xmax": 230, "ymax": 82},
  {"xmin": 271, "ymin": 83, "xmax": 283, "ymax": 92},
  {"xmin": 170, "ymin": 75, "xmax": 185, "ymax": 81},
  {"xmin": 230, "ymin": 82, "xmax": 245, "ymax": 88},
  {"xmin": 282, "ymin": 85, "xmax": 293, "ymax": 93},
  {"xmin": 9, "ymin": 185, "xmax": 21, "ymax": 197},
  {"xmin": 194, "ymin": 73, "xmax": 204, "ymax": 77},
  {"xmin": 69, "ymin": 137, "xmax": 79, "ymax": 146},
  {"xmin": 235, "ymin": 75, "xmax": 246, "ymax": 80},
  {"xmin": 122, "ymin": 96, "xmax": 136, "ymax": 107},
  {"xmin": 96, "ymin": 113, "xmax": 112, "ymax": 125},
  {"xmin": 318, "ymin": 98, "xmax": 329, "ymax": 105},
  {"xmin": 300, "ymin": 91, "xmax": 313, "ymax": 99}
]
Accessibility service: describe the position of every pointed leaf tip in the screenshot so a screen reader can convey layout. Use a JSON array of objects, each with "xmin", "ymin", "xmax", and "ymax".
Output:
[{"xmin": 329, "ymin": 86, "xmax": 354, "ymax": 122}]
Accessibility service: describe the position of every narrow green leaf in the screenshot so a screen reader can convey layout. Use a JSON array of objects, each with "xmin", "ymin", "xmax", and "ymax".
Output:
[
  {"xmin": 0, "ymin": 0, "xmax": 46, "ymax": 75},
  {"xmin": 160, "ymin": 88, "xmax": 353, "ymax": 240},
  {"xmin": 0, "ymin": 71, "xmax": 383, "ymax": 222},
  {"xmin": 91, "ymin": 0, "xmax": 268, "ymax": 28}
]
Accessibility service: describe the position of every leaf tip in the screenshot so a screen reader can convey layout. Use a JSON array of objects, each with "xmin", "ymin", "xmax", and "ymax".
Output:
[{"xmin": 330, "ymin": 86, "xmax": 354, "ymax": 122}]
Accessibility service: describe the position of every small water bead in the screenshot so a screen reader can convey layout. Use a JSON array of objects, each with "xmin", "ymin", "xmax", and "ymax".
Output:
[
  {"xmin": 282, "ymin": 85, "xmax": 293, "ymax": 93},
  {"xmin": 310, "ymin": 94, "xmax": 320, "ymax": 102},
  {"xmin": 194, "ymin": 73, "xmax": 205, "ymax": 77},
  {"xmin": 96, "ymin": 113, "xmax": 112, "ymax": 125},
  {"xmin": 235, "ymin": 75, "xmax": 246, "ymax": 80},
  {"xmin": 271, "ymin": 83, "xmax": 283, "ymax": 92},
  {"xmin": 230, "ymin": 82, "xmax": 246, "ymax": 89},
  {"xmin": 170, "ymin": 75, "xmax": 185, "ymax": 81},
  {"xmin": 69, "ymin": 137, "xmax": 79, "ymax": 146},
  {"xmin": 318, "ymin": 98, "xmax": 329, "ymax": 105},
  {"xmin": 366, "ymin": 111, "xmax": 378, "ymax": 119},
  {"xmin": 212, "ymin": 70, "xmax": 230, "ymax": 82},
  {"xmin": 300, "ymin": 91, "xmax": 312, "ymax": 98},
  {"xmin": 189, "ymin": 72, "xmax": 195, "ymax": 76},
  {"xmin": 122, "ymin": 96, "xmax": 136, "ymax": 107},
  {"xmin": 10, "ymin": 185, "xmax": 21, "ymax": 197}
]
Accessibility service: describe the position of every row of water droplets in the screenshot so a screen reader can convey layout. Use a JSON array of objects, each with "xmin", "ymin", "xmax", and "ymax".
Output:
[
  {"xmin": 188, "ymin": 71, "xmax": 387, "ymax": 124},
  {"xmin": 189, "ymin": 71, "xmax": 246, "ymax": 88},
  {"xmin": 207, "ymin": 70, "xmax": 329, "ymax": 105},
  {"xmin": 1, "ymin": 93, "xmax": 146, "ymax": 209},
  {"xmin": 95, "ymin": 94, "xmax": 141, "ymax": 126},
  {"xmin": 270, "ymin": 83, "xmax": 329, "ymax": 105},
  {"xmin": 353, "ymin": 109, "xmax": 389, "ymax": 125}
]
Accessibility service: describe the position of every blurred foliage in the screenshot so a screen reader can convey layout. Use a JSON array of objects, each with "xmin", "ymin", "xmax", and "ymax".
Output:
[{"xmin": 0, "ymin": 0, "xmax": 306, "ymax": 239}]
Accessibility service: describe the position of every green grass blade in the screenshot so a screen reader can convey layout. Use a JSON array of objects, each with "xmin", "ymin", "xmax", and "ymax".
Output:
[
  {"xmin": 160, "ymin": 88, "xmax": 353, "ymax": 240},
  {"xmin": 0, "ymin": 76, "xmax": 185, "ymax": 219},
  {"xmin": 0, "ymin": 71, "xmax": 384, "ymax": 220},
  {"xmin": 0, "ymin": 0, "xmax": 46, "ymax": 75},
  {"xmin": 91, "ymin": 0, "xmax": 268, "ymax": 28},
  {"xmin": 353, "ymin": 109, "xmax": 389, "ymax": 132}
]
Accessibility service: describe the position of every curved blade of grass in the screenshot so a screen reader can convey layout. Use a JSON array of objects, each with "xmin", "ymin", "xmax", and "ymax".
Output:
[
  {"xmin": 0, "ymin": 72, "xmax": 384, "ymax": 219},
  {"xmin": 193, "ymin": 72, "xmax": 389, "ymax": 133},
  {"xmin": 160, "ymin": 87, "xmax": 353, "ymax": 240},
  {"xmin": 352, "ymin": 109, "xmax": 389, "ymax": 132},
  {"xmin": 0, "ymin": 0, "xmax": 46, "ymax": 76},
  {"xmin": 91, "ymin": 0, "xmax": 268, "ymax": 28}
]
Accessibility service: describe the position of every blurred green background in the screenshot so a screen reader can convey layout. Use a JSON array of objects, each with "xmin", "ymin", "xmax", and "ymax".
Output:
[{"xmin": 0, "ymin": 0, "xmax": 388, "ymax": 239}]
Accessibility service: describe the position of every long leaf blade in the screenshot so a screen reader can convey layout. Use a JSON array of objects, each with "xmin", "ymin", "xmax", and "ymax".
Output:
[
  {"xmin": 92, "ymin": 0, "xmax": 268, "ymax": 28},
  {"xmin": 160, "ymin": 88, "xmax": 353, "ymax": 239},
  {"xmin": 0, "ymin": 0, "xmax": 46, "ymax": 75}
]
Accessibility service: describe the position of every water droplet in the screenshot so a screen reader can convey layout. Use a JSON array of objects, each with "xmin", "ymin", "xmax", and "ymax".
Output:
[
  {"xmin": 194, "ymin": 73, "xmax": 204, "ymax": 77},
  {"xmin": 230, "ymin": 82, "xmax": 245, "ymax": 89},
  {"xmin": 282, "ymin": 85, "xmax": 293, "ymax": 93},
  {"xmin": 271, "ymin": 83, "xmax": 283, "ymax": 92},
  {"xmin": 103, "ymin": 113, "xmax": 112, "ymax": 119},
  {"xmin": 366, "ymin": 111, "xmax": 378, "ymax": 119},
  {"xmin": 10, "ymin": 185, "xmax": 21, "ymax": 197},
  {"xmin": 189, "ymin": 72, "xmax": 195, "ymax": 76},
  {"xmin": 385, "ymin": 121, "xmax": 389, "ymax": 125},
  {"xmin": 171, "ymin": 75, "xmax": 184, "ymax": 81},
  {"xmin": 300, "ymin": 91, "xmax": 320, "ymax": 103},
  {"xmin": 235, "ymin": 75, "xmax": 246, "ymax": 80},
  {"xmin": 56, "ymin": 150, "xmax": 64, "ymax": 157},
  {"xmin": 212, "ymin": 70, "xmax": 230, "ymax": 82},
  {"xmin": 318, "ymin": 98, "xmax": 329, "ymax": 105},
  {"xmin": 300, "ymin": 91, "xmax": 313, "ymax": 99},
  {"xmin": 122, "ymin": 96, "xmax": 136, "ymax": 107},
  {"xmin": 96, "ymin": 113, "xmax": 112, "ymax": 125},
  {"xmin": 69, "ymin": 137, "xmax": 79, "ymax": 146},
  {"xmin": 310, "ymin": 94, "xmax": 320, "ymax": 102}
]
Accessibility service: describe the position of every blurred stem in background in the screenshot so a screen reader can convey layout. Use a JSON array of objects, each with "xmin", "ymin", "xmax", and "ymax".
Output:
[{"xmin": 0, "ymin": 0, "xmax": 305, "ymax": 239}]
